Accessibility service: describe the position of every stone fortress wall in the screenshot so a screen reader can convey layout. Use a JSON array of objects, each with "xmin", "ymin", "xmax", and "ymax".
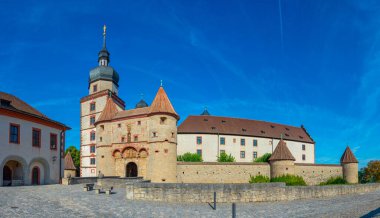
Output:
[{"xmin": 176, "ymin": 162, "xmax": 343, "ymax": 185}]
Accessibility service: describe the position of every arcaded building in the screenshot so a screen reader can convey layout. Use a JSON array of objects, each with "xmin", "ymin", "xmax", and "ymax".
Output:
[
  {"xmin": 178, "ymin": 109, "xmax": 315, "ymax": 163},
  {"xmin": 0, "ymin": 92, "xmax": 70, "ymax": 186}
]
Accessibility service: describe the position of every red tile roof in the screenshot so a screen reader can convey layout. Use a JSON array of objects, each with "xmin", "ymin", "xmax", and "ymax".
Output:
[
  {"xmin": 96, "ymin": 97, "xmax": 119, "ymax": 123},
  {"xmin": 178, "ymin": 115, "xmax": 314, "ymax": 143},
  {"xmin": 268, "ymin": 139, "xmax": 296, "ymax": 161},
  {"xmin": 0, "ymin": 92, "xmax": 70, "ymax": 129},
  {"xmin": 340, "ymin": 146, "xmax": 358, "ymax": 163},
  {"xmin": 149, "ymin": 87, "xmax": 179, "ymax": 119},
  {"xmin": 114, "ymin": 107, "xmax": 150, "ymax": 119},
  {"xmin": 64, "ymin": 152, "xmax": 76, "ymax": 170}
]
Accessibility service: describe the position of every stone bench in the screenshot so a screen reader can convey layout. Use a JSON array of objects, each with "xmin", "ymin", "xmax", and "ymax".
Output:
[{"xmin": 94, "ymin": 185, "xmax": 113, "ymax": 195}]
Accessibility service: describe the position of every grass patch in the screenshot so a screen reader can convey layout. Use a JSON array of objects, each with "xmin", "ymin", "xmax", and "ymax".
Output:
[
  {"xmin": 319, "ymin": 177, "xmax": 347, "ymax": 186},
  {"xmin": 270, "ymin": 174, "xmax": 307, "ymax": 186},
  {"xmin": 249, "ymin": 175, "xmax": 270, "ymax": 183}
]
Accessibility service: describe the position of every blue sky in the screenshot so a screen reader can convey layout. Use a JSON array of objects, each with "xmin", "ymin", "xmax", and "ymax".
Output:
[{"xmin": 0, "ymin": 0, "xmax": 379, "ymax": 167}]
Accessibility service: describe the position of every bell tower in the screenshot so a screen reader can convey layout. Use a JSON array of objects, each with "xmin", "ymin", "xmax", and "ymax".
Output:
[{"xmin": 80, "ymin": 25, "xmax": 125, "ymax": 177}]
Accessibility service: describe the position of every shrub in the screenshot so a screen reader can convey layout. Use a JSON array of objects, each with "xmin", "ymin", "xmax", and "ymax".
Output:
[
  {"xmin": 177, "ymin": 152, "xmax": 203, "ymax": 162},
  {"xmin": 254, "ymin": 153, "xmax": 272, "ymax": 163},
  {"xmin": 217, "ymin": 153, "xmax": 235, "ymax": 162},
  {"xmin": 249, "ymin": 175, "xmax": 270, "ymax": 183},
  {"xmin": 319, "ymin": 177, "xmax": 347, "ymax": 186},
  {"xmin": 270, "ymin": 174, "xmax": 307, "ymax": 186}
]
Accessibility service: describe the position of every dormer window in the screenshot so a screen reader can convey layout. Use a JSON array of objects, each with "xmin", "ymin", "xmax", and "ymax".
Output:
[
  {"xmin": 0, "ymin": 99, "xmax": 11, "ymax": 107},
  {"xmin": 93, "ymin": 85, "xmax": 98, "ymax": 93}
]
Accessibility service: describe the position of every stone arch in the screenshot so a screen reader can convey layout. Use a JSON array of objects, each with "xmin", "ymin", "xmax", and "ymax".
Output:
[
  {"xmin": 28, "ymin": 157, "xmax": 50, "ymax": 185},
  {"xmin": 122, "ymin": 147, "xmax": 138, "ymax": 158},
  {"xmin": 0, "ymin": 155, "xmax": 28, "ymax": 186},
  {"xmin": 112, "ymin": 149, "xmax": 122, "ymax": 158},
  {"xmin": 126, "ymin": 162, "xmax": 138, "ymax": 177},
  {"xmin": 139, "ymin": 148, "xmax": 148, "ymax": 158}
]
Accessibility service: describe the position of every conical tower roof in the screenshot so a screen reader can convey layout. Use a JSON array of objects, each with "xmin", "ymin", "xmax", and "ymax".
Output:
[
  {"xmin": 269, "ymin": 139, "xmax": 296, "ymax": 161},
  {"xmin": 96, "ymin": 97, "xmax": 119, "ymax": 123},
  {"xmin": 64, "ymin": 152, "xmax": 76, "ymax": 170},
  {"xmin": 149, "ymin": 86, "xmax": 179, "ymax": 119},
  {"xmin": 340, "ymin": 146, "xmax": 358, "ymax": 163}
]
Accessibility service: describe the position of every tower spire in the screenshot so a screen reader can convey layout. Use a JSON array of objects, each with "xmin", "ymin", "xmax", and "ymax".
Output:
[
  {"xmin": 103, "ymin": 24, "xmax": 107, "ymax": 49},
  {"xmin": 98, "ymin": 24, "xmax": 110, "ymax": 66}
]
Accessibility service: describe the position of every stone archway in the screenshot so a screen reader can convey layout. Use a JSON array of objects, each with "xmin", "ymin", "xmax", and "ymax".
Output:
[
  {"xmin": 2, "ymin": 160, "xmax": 25, "ymax": 186},
  {"xmin": 126, "ymin": 162, "xmax": 138, "ymax": 177},
  {"xmin": 28, "ymin": 158, "xmax": 50, "ymax": 185}
]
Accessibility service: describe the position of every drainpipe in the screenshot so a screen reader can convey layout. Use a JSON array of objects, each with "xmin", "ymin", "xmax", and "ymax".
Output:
[
  {"xmin": 217, "ymin": 133, "xmax": 220, "ymax": 159},
  {"xmin": 59, "ymin": 130, "xmax": 64, "ymax": 183}
]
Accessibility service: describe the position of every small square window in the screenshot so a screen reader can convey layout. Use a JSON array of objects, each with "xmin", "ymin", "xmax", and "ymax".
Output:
[
  {"xmin": 302, "ymin": 144, "xmax": 306, "ymax": 151},
  {"xmin": 240, "ymin": 151, "xmax": 245, "ymax": 158},
  {"xmin": 302, "ymin": 154, "xmax": 306, "ymax": 161},
  {"xmin": 196, "ymin": 136, "xmax": 202, "ymax": 145},
  {"xmin": 233, "ymin": 138, "xmax": 236, "ymax": 143},
  {"xmin": 253, "ymin": 152, "xmax": 257, "ymax": 159},
  {"xmin": 90, "ymin": 116, "xmax": 95, "ymax": 125},
  {"xmin": 121, "ymin": 137, "xmax": 125, "ymax": 142},
  {"xmin": 137, "ymin": 121, "xmax": 141, "ymax": 125},
  {"xmin": 253, "ymin": 139, "xmax": 258, "ymax": 147},
  {"xmin": 90, "ymin": 132, "xmax": 96, "ymax": 141},
  {"xmin": 220, "ymin": 137, "xmax": 225, "ymax": 145},
  {"xmin": 196, "ymin": 149, "xmax": 202, "ymax": 157},
  {"xmin": 90, "ymin": 158, "xmax": 96, "ymax": 165},
  {"xmin": 93, "ymin": 85, "xmax": 98, "ymax": 92},
  {"xmin": 160, "ymin": 117, "xmax": 167, "ymax": 124},
  {"xmin": 90, "ymin": 102, "xmax": 96, "ymax": 111},
  {"xmin": 90, "ymin": 146, "xmax": 96, "ymax": 153},
  {"xmin": 153, "ymin": 132, "xmax": 157, "ymax": 138},
  {"xmin": 134, "ymin": 135, "xmax": 138, "ymax": 142},
  {"xmin": 118, "ymin": 123, "xmax": 121, "ymax": 128},
  {"xmin": 241, "ymin": 138, "xmax": 245, "ymax": 146}
]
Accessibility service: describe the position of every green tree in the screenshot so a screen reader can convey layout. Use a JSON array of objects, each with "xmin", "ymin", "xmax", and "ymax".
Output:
[
  {"xmin": 363, "ymin": 160, "xmax": 380, "ymax": 183},
  {"xmin": 254, "ymin": 153, "xmax": 272, "ymax": 163},
  {"xmin": 177, "ymin": 152, "xmax": 203, "ymax": 162},
  {"xmin": 65, "ymin": 146, "xmax": 80, "ymax": 168},
  {"xmin": 217, "ymin": 153, "xmax": 235, "ymax": 162}
]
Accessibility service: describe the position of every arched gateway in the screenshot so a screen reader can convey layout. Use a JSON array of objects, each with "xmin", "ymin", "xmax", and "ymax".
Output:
[{"xmin": 126, "ymin": 162, "xmax": 138, "ymax": 177}]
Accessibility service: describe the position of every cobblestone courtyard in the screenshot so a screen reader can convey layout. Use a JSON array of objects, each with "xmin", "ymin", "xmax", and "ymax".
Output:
[{"xmin": 0, "ymin": 184, "xmax": 379, "ymax": 217}]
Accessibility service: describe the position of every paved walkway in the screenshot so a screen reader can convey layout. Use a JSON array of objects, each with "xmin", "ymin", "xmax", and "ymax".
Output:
[{"xmin": 0, "ymin": 184, "xmax": 379, "ymax": 217}]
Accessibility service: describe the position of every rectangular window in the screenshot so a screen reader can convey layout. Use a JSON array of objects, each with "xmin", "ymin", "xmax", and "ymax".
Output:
[
  {"xmin": 196, "ymin": 136, "xmax": 202, "ymax": 145},
  {"xmin": 233, "ymin": 138, "xmax": 236, "ymax": 143},
  {"xmin": 302, "ymin": 144, "xmax": 306, "ymax": 151},
  {"xmin": 50, "ymin": 133, "xmax": 57, "ymax": 150},
  {"xmin": 196, "ymin": 149, "xmax": 202, "ymax": 157},
  {"xmin": 121, "ymin": 137, "xmax": 125, "ymax": 142},
  {"xmin": 9, "ymin": 123, "xmax": 20, "ymax": 144},
  {"xmin": 240, "ymin": 151, "xmax": 245, "ymax": 158},
  {"xmin": 90, "ymin": 116, "xmax": 95, "ymax": 125},
  {"xmin": 220, "ymin": 137, "xmax": 225, "ymax": 145},
  {"xmin": 93, "ymin": 85, "xmax": 98, "ymax": 92},
  {"xmin": 90, "ymin": 158, "xmax": 96, "ymax": 165},
  {"xmin": 90, "ymin": 102, "xmax": 96, "ymax": 111},
  {"xmin": 302, "ymin": 154, "xmax": 306, "ymax": 161},
  {"xmin": 152, "ymin": 132, "xmax": 157, "ymax": 138},
  {"xmin": 137, "ymin": 121, "xmax": 141, "ymax": 125},
  {"xmin": 253, "ymin": 152, "xmax": 258, "ymax": 159},
  {"xmin": 90, "ymin": 132, "xmax": 96, "ymax": 141},
  {"xmin": 134, "ymin": 135, "xmax": 138, "ymax": 142},
  {"xmin": 241, "ymin": 138, "xmax": 245, "ymax": 146},
  {"xmin": 220, "ymin": 150, "xmax": 225, "ymax": 154},
  {"xmin": 32, "ymin": 128, "xmax": 41, "ymax": 147},
  {"xmin": 90, "ymin": 146, "xmax": 96, "ymax": 153},
  {"xmin": 253, "ymin": 139, "xmax": 258, "ymax": 147}
]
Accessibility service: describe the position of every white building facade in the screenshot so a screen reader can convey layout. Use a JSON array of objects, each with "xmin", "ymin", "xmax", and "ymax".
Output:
[
  {"xmin": 0, "ymin": 92, "xmax": 70, "ymax": 186},
  {"xmin": 178, "ymin": 115, "xmax": 315, "ymax": 163}
]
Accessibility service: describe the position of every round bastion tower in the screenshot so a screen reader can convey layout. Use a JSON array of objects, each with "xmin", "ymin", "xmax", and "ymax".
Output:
[
  {"xmin": 340, "ymin": 146, "xmax": 359, "ymax": 184},
  {"xmin": 268, "ymin": 138, "xmax": 296, "ymax": 178},
  {"xmin": 145, "ymin": 85, "xmax": 179, "ymax": 183}
]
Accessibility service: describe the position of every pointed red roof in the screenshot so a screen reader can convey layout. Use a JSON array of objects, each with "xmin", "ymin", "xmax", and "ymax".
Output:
[
  {"xmin": 269, "ymin": 139, "xmax": 296, "ymax": 161},
  {"xmin": 340, "ymin": 146, "xmax": 358, "ymax": 163},
  {"xmin": 96, "ymin": 97, "xmax": 119, "ymax": 123},
  {"xmin": 149, "ymin": 86, "xmax": 179, "ymax": 119},
  {"xmin": 64, "ymin": 152, "xmax": 76, "ymax": 170}
]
